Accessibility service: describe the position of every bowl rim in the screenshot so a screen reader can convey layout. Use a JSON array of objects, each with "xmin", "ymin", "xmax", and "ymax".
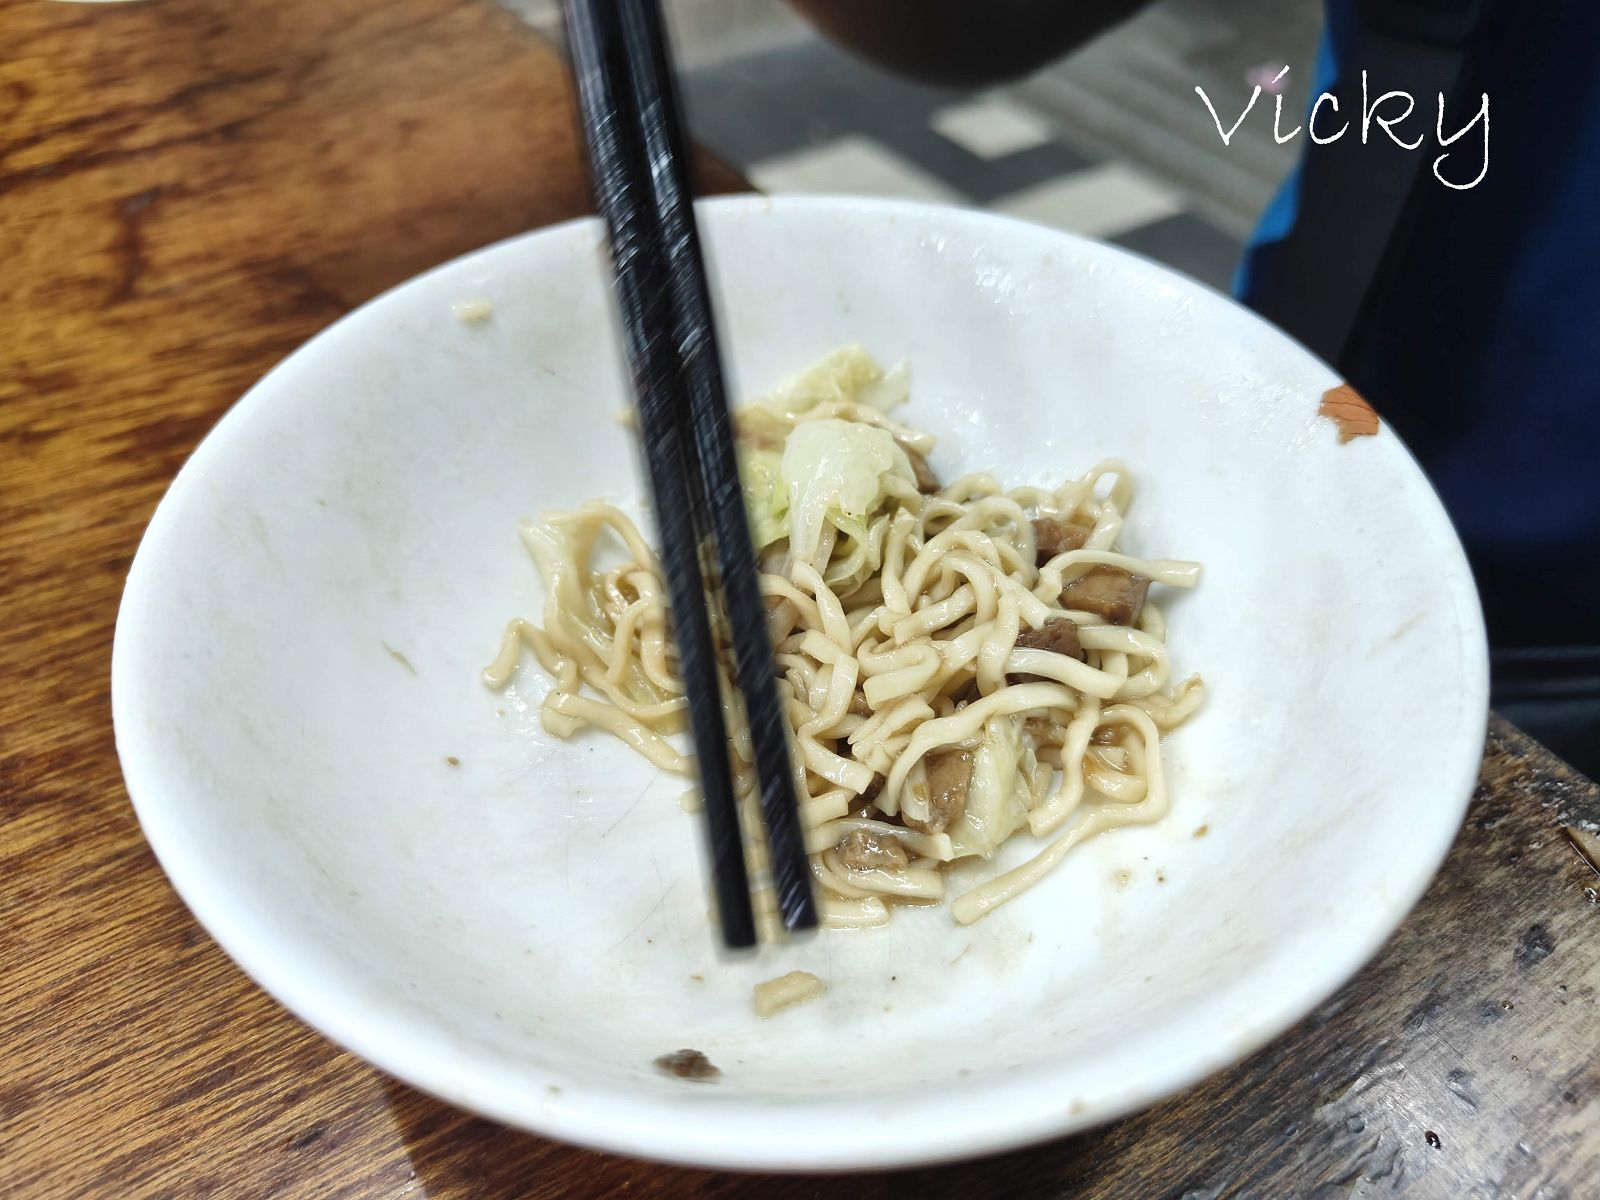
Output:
[{"xmin": 111, "ymin": 193, "xmax": 1489, "ymax": 1171}]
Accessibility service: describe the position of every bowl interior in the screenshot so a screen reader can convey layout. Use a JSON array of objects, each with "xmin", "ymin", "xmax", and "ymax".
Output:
[{"xmin": 112, "ymin": 197, "xmax": 1486, "ymax": 1169}]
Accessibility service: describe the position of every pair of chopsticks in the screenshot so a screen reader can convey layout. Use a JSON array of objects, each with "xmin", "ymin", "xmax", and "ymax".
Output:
[{"xmin": 562, "ymin": 0, "xmax": 817, "ymax": 947}]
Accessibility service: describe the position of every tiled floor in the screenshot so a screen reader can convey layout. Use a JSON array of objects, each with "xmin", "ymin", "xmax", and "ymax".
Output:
[
  {"xmin": 746, "ymin": 136, "xmax": 964, "ymax": 206},
  {"xmin": 505, "ymin": 0, "xmax": 1325, "ymax": 294},
  {"xmin": 929, "ymin": 96, "xmax": 1058, "ymax": 161},
  {"xmin": 678, "ymin": 35, "xmax": 1245, "ymax": 291},
  {"xmin": 1014, "ymin": 0, "xmax": 1324, "ymax": 237},
  {"xmin": 991, "ymin": 163, "xmax": 1183, "ymax": 241}
]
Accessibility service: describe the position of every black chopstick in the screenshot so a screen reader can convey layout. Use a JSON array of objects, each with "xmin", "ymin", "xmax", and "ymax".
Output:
[
  {"xmin": 564, "ymin": 0, "xmax": 755, "ymax": 947},
  {"xmin": 563, "ymin": 0, "xmax": 817, "ymax": 942},
  {"xmin": 612, "ymin": 0, "xmax": 818, "ymax": 934}
]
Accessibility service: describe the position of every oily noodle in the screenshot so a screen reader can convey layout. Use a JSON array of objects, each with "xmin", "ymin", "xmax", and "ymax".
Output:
[{"xmin": 485, "ymin": 427, "xmax": 1203, "ymax": 937}]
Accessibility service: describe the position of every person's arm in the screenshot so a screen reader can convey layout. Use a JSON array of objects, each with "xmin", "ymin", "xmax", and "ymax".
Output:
[{"xmin": 786, "ymin": 0, "xmax": 1156, "ymax": 87}]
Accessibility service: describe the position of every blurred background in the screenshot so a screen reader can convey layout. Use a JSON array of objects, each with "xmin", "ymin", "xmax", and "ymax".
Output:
[{"xmin": 511, "ymin": 0, "xmax": 1321, "ymax": 293}]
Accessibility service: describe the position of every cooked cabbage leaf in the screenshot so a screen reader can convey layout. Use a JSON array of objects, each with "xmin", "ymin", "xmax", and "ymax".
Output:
[{"xmin": 780, "ymin": 418, "xmax": 914, "ymax": 566}]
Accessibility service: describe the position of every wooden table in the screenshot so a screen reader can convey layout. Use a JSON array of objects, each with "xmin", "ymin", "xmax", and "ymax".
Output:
[{"xmin": 2, "ymin": 1, "xmax": 1595, "ymax": 1195}]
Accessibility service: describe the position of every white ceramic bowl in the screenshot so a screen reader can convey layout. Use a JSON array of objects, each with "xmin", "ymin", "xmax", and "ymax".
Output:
[{"xmin": 112, "ymin": 196, "xmax": 1487, "ymax": 1171}]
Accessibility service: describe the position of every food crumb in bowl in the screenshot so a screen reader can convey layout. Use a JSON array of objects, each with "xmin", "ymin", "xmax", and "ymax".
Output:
[
  {"xmin": 752, "ymin": 971, "xmax": 825, "ymax": 1018},
  {"xmin": 452, "ymin": 297, "xmax": 493, "ymax": 322},
  {"xmin": 1194, "ymin": 824, "xmax": 1210, "ymax": 838},
  {"xmin": 445, "ymin": 756, "xmax": 460, "ymax": 767},
  {"xmin": 653, "ymin": 1049, "xmax": 719, "ymax": 1080},
  {"xmin": 1156, "ymin": 870, "xmax": 1167, "ymax": 883},
  {"xmin": 1319, "ymin": 383, "xmax": 1380, "ymax": 442},
  {"xmin": 382, "ymin": 642, "xmax": 417, "ymax": 676}
]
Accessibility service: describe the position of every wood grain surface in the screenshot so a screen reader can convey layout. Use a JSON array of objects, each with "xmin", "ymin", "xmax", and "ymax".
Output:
[{"xmin": 1, "ymin": 1, "xmax": 1595, "ymax": 1196}]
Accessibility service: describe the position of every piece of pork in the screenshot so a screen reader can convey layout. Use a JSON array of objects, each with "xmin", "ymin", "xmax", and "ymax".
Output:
[
  {"xmin": 903, "ymin": 748, "xmax": 973, "ymax": 834},
  {"xmin": 1031, "ymin": 516, "xmax": 1092, "ymax": 565},
  {"xmin": 836, "ymin": 827, "xmax": 910, "ymax": 871},
  {"xmin": 1059, "ymin": 565, "xmax": 1150, "ymax": 626},
  {"xmin": 1007, "ymin": 617, "xmax": 1086, "ymax": 683},
  {"xmin": 903, "ymin": 446, "xmax": 941, "ymax": 494}
]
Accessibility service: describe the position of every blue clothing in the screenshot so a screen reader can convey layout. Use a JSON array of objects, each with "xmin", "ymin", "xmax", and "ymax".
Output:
[{"xmin": 1238, "ymin": 2, "xmax": 1600, "ymax": 649}]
